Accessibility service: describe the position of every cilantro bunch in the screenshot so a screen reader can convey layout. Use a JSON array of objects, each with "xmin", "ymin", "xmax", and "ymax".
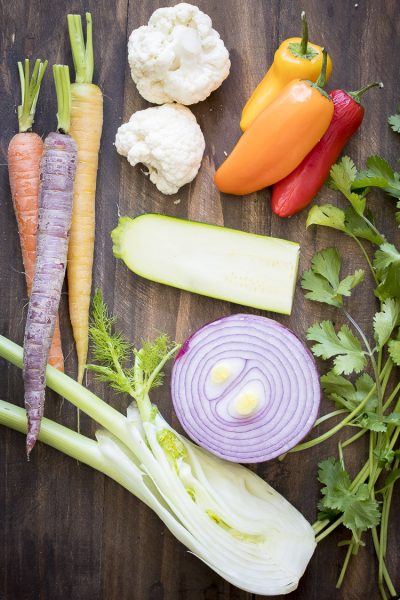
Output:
[{"xmin": 292, "ymin": 156, "xmax": 400, "ymax": 599}]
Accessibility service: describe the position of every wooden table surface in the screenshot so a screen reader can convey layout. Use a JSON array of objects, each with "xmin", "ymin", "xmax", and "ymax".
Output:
[{"xmin": 1, "ymin": 1, "xmax": 399, "ymax": 599}]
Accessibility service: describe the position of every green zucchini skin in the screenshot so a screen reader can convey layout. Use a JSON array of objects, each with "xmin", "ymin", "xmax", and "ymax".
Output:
[{"xmin": 112, "ymin": 214, "xmax": 300, "ymax": 315}]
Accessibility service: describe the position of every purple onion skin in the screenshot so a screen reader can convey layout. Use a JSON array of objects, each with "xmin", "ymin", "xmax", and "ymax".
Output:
[
  {"xmin": 172, "ymin": 314, "xmax": 321, "ymax": 464},
  {"xmin": 23, "ymin": 132, "xmax": 77, "ymax": 455}
]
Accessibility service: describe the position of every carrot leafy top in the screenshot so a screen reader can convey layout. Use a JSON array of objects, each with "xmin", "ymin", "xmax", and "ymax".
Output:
[
  {"xmin": 17, "ymin": 58, "xmax": 48, "ymax": 133},
  {"xmin": 68, "ymin": 12, "xmax": 94, "ymax": 84},
  {"xmin": 53, "ymin": 65, "xmax": 71, "ymax": 134}
]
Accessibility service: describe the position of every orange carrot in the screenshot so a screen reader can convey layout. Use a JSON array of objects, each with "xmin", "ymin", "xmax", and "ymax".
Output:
[{"xmin": 8, "ymin": 59, "xmax": 64, "ymax": 372}]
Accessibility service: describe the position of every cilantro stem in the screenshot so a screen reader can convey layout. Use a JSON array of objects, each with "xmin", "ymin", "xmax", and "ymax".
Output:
[
  {"xmin": 350, "ymin": 234, "xmax": 378, "ymax": 284},
  {"xmin": 315, "ymin": 515, "xmax": 343, "ymax": 542},
  {"xmin": 343, "ymin": 310, "xmax": 383, "ymax": 416},
  {"xmin": 383, "ymin": 380, "xmax": 400, "ymax": 412},
  {"xmin": 371, "ymin": 526, "xmax": 397, "ymax": 598},
  {"xmin": 290, "ymin": 384, "xmax": 378, "ymax": 452},
  {"xmin": 336, "ymin": 540, "xmax": 354, "ymax": 588},
  {"xmin": 313, "ymin": 409, "xmax": 347, "ymax": 427},
  {"xmin": 312, "ymin": 519, "xmax": 330, "ymax": 534},
  {"xmin": 341, "ymin": 428, "xmax": 366, "ymax": 448}
]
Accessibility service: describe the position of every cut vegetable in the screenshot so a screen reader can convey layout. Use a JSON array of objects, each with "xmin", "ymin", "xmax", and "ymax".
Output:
[
  {"xmin": 171, "ymin": 314, "xmax": 321, "ymax": 462},
  {"xmin": 112, "ymin": 215, "xmax": 300, "ymax": 315},
  {"xmin": 0, "ymin": 316, "xmax": 316, "ymax": 596}
]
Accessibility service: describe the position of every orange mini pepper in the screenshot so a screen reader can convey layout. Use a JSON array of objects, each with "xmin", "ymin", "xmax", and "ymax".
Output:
[
  {"xmin": 240, "ymin": 12, "xmax": 332, "ymax": 131},
  {"xmin": 214, "ymin": 50, "xmax": 334, "ymax": 197}
]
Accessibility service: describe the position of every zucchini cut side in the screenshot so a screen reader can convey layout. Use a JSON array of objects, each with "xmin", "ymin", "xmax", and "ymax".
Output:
[{"xmin": 112, "ymin": 214, "xmax": 300, "ymax": 315}]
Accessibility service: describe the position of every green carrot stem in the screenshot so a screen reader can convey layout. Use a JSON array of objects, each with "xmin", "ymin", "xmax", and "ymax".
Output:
[
  {"xmin": 53, "ymin": 65, "xmax": 72, "ymax": 133},
  {"xmin": 68, "ymin": 12, "xmax": 94, "ymax": 83},
  {"xmin": 17, "ymin": 58, "xmax": 48, "ymax": 133}
]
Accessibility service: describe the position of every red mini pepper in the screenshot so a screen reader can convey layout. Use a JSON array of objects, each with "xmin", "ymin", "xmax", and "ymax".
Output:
[{"xmin": 271, "ymin": 82, "xmax": 381, "ymax": 217}]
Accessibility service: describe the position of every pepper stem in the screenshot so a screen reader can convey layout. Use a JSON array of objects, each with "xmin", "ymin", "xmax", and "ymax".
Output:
[
  {"xmin": 17, "ymin": 58, "xmax": 48, "ymax": 133},
  {"xmin": 53, "ymin": 65, "xmax": 71, "ymax": 133},
  {"xmin": 315, "ymin": 49, "xmax": 328, "ymax": 89},
  {"xmin": 300, "ymin": 11, "xmax": 309, "ymax": 56},
  {"xmin": 348, "ymin": 82, "xmax": 382, "ymax": 104},
  {"xmin": 67, "ymin": 12, "xmax": 94, "ymax": 84}
]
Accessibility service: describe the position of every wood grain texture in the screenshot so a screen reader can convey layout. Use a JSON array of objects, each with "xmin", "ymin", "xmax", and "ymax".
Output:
[{"xmin": 0, "ymin": 1, "xmax": 399, "ymax": 599}]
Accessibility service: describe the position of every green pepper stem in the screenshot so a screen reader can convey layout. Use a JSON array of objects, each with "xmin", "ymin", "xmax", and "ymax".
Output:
[
  {"xmin": 67, "ymin": 12, "xmax": 94, "ymax": 84},
  {"xmin": 17, "ymin": 58, "xmax": 48, "ymax": 133},
  {"xmin": 53, "ymin": 65, "xmax": 71, "ymax": 133},
  {"xmin": 348, "ymin": 82, "xmax": 382, "ymax": 104},
  {"xmin": 300, "ymin": 11, "xmax": 309, "ymax": 56},
  {"xmin": 315, "ymin": 49, "xmax": 328, "ymax": 89}
]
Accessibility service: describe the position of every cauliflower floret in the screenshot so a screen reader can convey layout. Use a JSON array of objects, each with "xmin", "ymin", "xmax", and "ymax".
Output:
[
  {"xmin": 128, "ymin": 3, "xmax": 230, "ymax": 105},
  {"xmin": 115, "ymin": 103, "xmax": 205, "ymax": 195}
]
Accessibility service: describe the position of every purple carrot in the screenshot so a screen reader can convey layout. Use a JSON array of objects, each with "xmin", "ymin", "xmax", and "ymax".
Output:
[{"xmin": 23, "ymin": 65, "xmax": 77, "ymax": 455}]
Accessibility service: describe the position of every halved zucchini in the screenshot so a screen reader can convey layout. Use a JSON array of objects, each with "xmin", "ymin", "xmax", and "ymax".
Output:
[{"xmin": 111, "ymin": 214, "xmax": 300, "ymax": 315}]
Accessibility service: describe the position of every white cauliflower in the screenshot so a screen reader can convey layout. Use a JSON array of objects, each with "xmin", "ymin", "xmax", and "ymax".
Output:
[
  {"xmin": 128, "ymin": 3, "xmax": 230, "ymax": 105},
  {"xmin": 115, "ymin": 103, "xmax": 205, "ymax": 195}
]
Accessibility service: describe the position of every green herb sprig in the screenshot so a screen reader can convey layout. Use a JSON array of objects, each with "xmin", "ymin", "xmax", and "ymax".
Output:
[{"xmin": 294, "ymin": 155, "xmax": 400, "ymax": 599}]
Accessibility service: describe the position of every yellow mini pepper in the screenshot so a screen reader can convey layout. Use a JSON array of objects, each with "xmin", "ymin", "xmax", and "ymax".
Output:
[{"xmin": 240, "ymin": 12, "xmax": 332, "ymax": 131}]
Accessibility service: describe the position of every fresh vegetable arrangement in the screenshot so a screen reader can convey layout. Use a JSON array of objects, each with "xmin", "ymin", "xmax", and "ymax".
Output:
[
  {"xmin": 0, "ymin": 293, "xmax": 316, "ymax": 596},
  {"xmin": 1, "ymin": 3, "xmax": 399, "ymax": 599},
  {"xmin": 240, "ymin": 12, "xmax": 332, "ymax": 130},
  {"xmin": 23, "ymin": 65, "xmax": 77, "ymax": 454},
  {"xmin": 8, "ymin": 59, "xmax": 64, "ymax": 372},
  {"xmin": 171, "ymin": 314, "xmax": 320, "ymax": 462}
]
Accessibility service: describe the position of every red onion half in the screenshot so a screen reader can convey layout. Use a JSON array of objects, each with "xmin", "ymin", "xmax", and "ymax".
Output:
[{"xmin": 171, "ymin": 314, "xmax": 320, "ymax": 463}]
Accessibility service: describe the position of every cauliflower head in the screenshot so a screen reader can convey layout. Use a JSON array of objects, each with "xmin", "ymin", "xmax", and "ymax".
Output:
[
  {"xmin": 128, "ymin": 3, "xmax": 230, "ymax": 105},
  {"xmin": 115, "ymin": 103, "xmax": 205, "ymax": 195}
]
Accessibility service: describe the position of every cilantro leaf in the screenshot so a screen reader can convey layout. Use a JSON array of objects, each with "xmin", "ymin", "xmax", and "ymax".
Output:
[
  {"xmin": 378, "ymin": 468, "xmax": 400, "ymax": 494},
  {"xmin": 306, "ymin": 204, "xmax": 384, "ymax": 245},
  {"xmin": 321, "ymin": 371, "xmax": 377, "ymax": 412},
  {"xmin": 374, "ymin": 447, "xmax": 395, "ymax": 469},
  {"xmin": 307, "ymin": 321, "xmax": 366, "ymax": 375},
  {"xmin": 388, "ymin": 339, "xmax": 400, "ymax": 365},
  {"xmin": 375, "ymin": 264, "xmax": 400, "ymax": 301},
  {"xmin": 374, "ymin": 243, "xmax": 400, "ymax": 277},
  {"xmin": 388, "ymin": 113, "xmax": 400, "ymax": 133},
  {"xmin": 352, "ymin": 156, "xmax": 400, "ymax": 199},
  {"xmin": 329, "ymin": 157, "xmax": 366, "ymax": 215},
  {"xmin": 373, "ymin": 298, "xmax": 400, "ymax": 347},
  {"xmin": 301, "ymin": 248, "xmax": 364, "ymax": 308},
  {"xmin": 374, "ymin": 243, "xmax": 400, "ymax": 301},
  {"xmin": 359, "ymin": 411, "xmax": 400, "ymax": 433},
  {"xmin": 318, "ymin": 458, "xmax": 381, "ymax": 532},
  {"xmin": 344, "ymin": 207, "xmax": 385, "ymax": 245},
  {"xmin": 306, "ymin": 204, "xmax": 347, "ymax": 232}
]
